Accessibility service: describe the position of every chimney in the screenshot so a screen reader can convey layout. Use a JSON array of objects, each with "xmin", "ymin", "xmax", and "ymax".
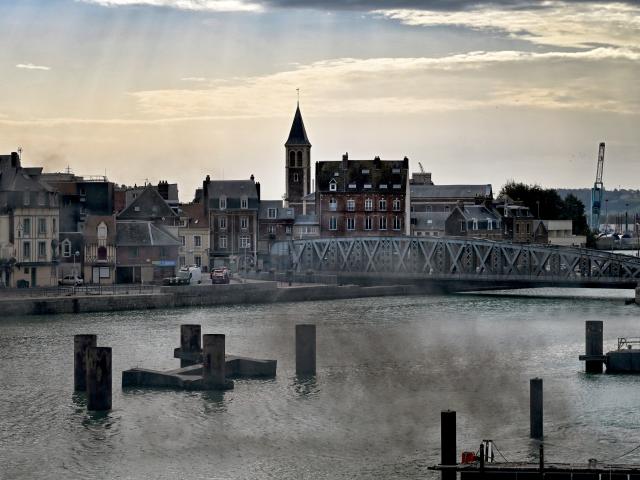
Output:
[
  {"xmin": 203, "ymin": 175, "xmax": 211, "ymax": 213},
  {"xmin": 250, "ymin": 174, "xmax": 255, "ymax": 182},
  {"xmin": 157, "ymin": 180, "xmax": 169, "ymax": 200},
  {"xmin": 11, "ymin": 151, "xmax": 20, "ymax": 168},
  {"xmin": 403, "ymin": 156, "xmax": 409, "ymax": 169},
  {"xmin": 373, "ymin": 156, "xmax": 381, "ymax": 168},
  {"xmin": 256, "ymin": 182, "xmax": 261, "ymax": 201},
  {"xmin": 342, "ymin": 152, "xmax": 348, "ymax": 170}
]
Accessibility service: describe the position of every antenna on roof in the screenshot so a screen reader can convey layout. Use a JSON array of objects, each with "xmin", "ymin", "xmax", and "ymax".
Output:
[{"xmin": 17, "ymin": 147, "xmax": 22, "ymax": 159}]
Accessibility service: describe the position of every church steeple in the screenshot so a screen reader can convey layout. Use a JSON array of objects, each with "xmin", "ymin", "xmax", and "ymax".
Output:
[
  {"xmin": 285, "ymin": 103, "xmax": 311, "ymax": 214},
  {"xmin": 285, "ymin": 104, "xmax": 311, "ymax": 147}
]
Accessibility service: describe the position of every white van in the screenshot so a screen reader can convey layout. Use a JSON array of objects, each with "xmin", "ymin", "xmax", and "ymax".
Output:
[{"xmin": 163, "ymin": 266, "xmax": 202, "ymax": 286}]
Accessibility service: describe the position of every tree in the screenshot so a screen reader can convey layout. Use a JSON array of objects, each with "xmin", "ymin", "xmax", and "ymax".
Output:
[
  {"xmin": 559, "ymin": 194, "xmax": 589, "ymax": 235},
  {"xmin": 499, "ymin": 181, "xmax": 564, "ymax": 219}
]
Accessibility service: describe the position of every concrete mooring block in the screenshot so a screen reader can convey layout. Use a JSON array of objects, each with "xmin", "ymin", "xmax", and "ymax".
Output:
[
  {"xmin": 180, "ymin": 324, "xmax": 201, "ymax": 367},
  {"xmin": 295, "ymin": 324, "xmax": 316, "ymax": 375},
  {"xmin": 202, "ymin": 334, "xmax": 233, "ymax": 389},
  {"xmin": 586, "ymin": 321, "xmax": 604, "ymax": 373},
  {"xmin": 74, "ymin": 334, "xmax": 97, "ymax": 392},
  {"xmin": 530, "ymin": 378, "xmax": 543, "ymax": 439},
  {"xmin": 86, "ymin": 346, "xmax": 112, "ymax": 411}
]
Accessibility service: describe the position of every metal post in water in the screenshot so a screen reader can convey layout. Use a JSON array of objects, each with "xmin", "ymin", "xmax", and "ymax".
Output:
[
  {"xmin": 530, "ymin": 378, "xmax": 543, "ymax": 439},
  {"xmin": 440, "ymin": 410, "xmax": 456, "ymax": 480},
  {"xmin": 295, "ymin": 324, "xmax": 316, "ymax": 375},
  {"xmin": 586, "ymin": 320, "xmax": 604, "ymax": 373},
  {"xmin": 86, "ymin": 346, "xmax": 112, "ymax": 411},
  {"xmin": 180, "ymin": 324, "xmax": 201, "ymax": 367},
  {"xmin": 74, "ymin": 334, "xmax": 97, "ymax": 391},
  {"xmin": 202, "ymin": 334, "xmax": 226, "ymax": 387}
]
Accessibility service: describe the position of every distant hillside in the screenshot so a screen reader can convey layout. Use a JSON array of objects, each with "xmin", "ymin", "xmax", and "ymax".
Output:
[{"xmin": 557, "ymin": 188, "xmax": 640, "ymax": 215}]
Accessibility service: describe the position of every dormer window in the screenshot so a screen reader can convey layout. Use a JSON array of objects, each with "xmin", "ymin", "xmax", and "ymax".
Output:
[
  {"xmin": 361, "ymin": 169, "xmax": 370, "ymax": 174},
  {"xmin": 329, "ymin": 179, "xmax": 337, "ymax": 192},
  {"xmin": 97, "ymin": 222, "xmax": 108, "ymax": 240},
  {"xmin": 241, "ymin": 196, "xmax": 248, "ymax": 209},
  {"xmin": 392, "ymin": 168, "xmax": 401, "ymax": 174},
  {"xmin": 268, "ymin": 208, "xmax": 277, "ymax": 219},
  {"xmin": 348, "ymin": 183, "xmax": 356, "ymax": 189},
  {"xmin": 220, "ymin": 196, "xmax": 227, "ymax": 210},
  {"xmin": 134, "ymin": 206, "xmax": 140, "ymax": 212},
  {"xmin": 333, "ymin": 172, "xmax": 340, "ymax": 177}
]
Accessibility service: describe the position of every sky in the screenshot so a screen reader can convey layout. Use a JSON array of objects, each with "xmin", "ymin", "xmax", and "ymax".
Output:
[{"xmin": 0, "ymin": 0, "xmax": 638, "ymax": 201}]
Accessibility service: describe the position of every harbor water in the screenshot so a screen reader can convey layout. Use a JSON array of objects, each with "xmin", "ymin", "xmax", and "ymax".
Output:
[{"xmin": 2, "ymin": 290, "xmax": 640, "ymax": 479}]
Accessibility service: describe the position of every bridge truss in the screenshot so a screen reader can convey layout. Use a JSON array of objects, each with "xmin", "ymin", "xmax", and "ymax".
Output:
[{"xmin": 275, "ymin": 237, "xmax": 640, "ymax": 284}]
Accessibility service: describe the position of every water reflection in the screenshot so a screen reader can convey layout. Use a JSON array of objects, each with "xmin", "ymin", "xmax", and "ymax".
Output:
[{"xmin": 292, "ymin": 375, "xmax": 319, "ymax": 397}]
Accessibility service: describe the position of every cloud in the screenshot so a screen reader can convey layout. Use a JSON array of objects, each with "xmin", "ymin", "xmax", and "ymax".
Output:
[
  {"xmin": 181, "ymin": 77, "xmax": 208, "ymax": 82},
  {"xmin": 16, "ymin": 63, "xmax": 51, "ymax": 71},
  {"xmin": 123, "ymin": 47, "xmax": 640, "ymax": 120},
  {"xmin": 78, "ymin": 0, "xmax": 263, "ymax": 12},
  {"xmin": 375, "ymin": 2, "xmax": 640, "ymax": 49}
]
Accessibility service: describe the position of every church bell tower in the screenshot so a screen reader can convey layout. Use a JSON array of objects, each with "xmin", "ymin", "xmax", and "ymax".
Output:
[{"xmin": 285, "ymin": 103, "xmax": 311, "ymax": 215}]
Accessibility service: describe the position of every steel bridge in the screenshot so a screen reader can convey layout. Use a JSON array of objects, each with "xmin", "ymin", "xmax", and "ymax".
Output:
[{"xmin": 272, "ymin": 237, "xmax": 640, "ymax": 289}]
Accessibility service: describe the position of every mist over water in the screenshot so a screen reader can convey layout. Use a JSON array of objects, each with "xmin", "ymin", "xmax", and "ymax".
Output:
[{"xmin": 2, "ymin": 292, "xmax": 640, "ymax": 479}]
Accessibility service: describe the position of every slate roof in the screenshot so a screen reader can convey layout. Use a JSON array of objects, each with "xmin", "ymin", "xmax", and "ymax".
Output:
[
  {"xmin": 179, "ymin": 203, "xmax": 209, "ymax": 228},
  {"xmin": 207, "ymin": 180, "xmax": 259, "ymax": 210},
  {"xmin": 117, "ymin": 185, "xmax": 177, "ymax": 220},
  {"xmin": 410, "ymin": 184, "xmax": 492, "ymax": 200},
  {"xmin": 116, "ymin": 221, "xmax": 181, "ymax": 247},
  {"xmin": 412, "ymin": 212, "xmax": 449, "ymax": 231},
  {"xmin": 316, "ymin": 157, "xmax": 409, "ymax": 194},
  {"xmin": 0, "ymin": 156, "xmax": 55, "ymax": 193},
  {"xmin": 259, "ymin": 200, "xmax": 295, "ymax": 220},
  {"xmin": 83, "ymin": 215, "xmax": 116, "ymax": 241},
  {"xmin": 456, "ymin": 205, "xmax": 502, "ymax": 221},
  {"xmin": 285, "ymin": 105, "xmax": 311, "ymax": 146}
]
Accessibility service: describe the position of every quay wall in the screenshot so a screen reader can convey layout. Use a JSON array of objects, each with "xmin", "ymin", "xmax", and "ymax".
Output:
[{"xmin": 0, "ymin": 282, "xmax": 427, "ymax": 317}]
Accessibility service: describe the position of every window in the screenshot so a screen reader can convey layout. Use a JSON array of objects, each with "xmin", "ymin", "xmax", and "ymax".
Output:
[
  {"xmin": 268, "ymin": 225, "xmax": 276, "ymax": 234},
  {"xmin": 97, "ymin": 222, "xmax": 107, "ymax": 239},
  {"xmin": 219, "ymin": 235, "xmax": 227, "ymax": 249},
  {"xmin": 347, "ymin": 217, "xmax": 355, "ymax": 230},
  {"xmin": 160, "ymin": 247, "xmax": 167, "ymax": 258},
  {"xmin": 38, "ymin": 241, "xmax": 46, "ymax": 258},
  {"xmin": 220, "ymin": 196, "xmax": 227, "ymax": 210},
  {"xmin": 289, "ymin": 151, "xmax": 295, "ymax": 167},
  {"xmin": 393, "ymin": 199, "xmax": 401, "ymax": 211},
  {"xmin": 240, "ymin": 235, "xmax": 251, "ymax": 248},
  {"xmin": 487, "ymin": 219, "xmax": 493, "ymax": 231},
  {"xmin": 296, "ymin": 151, "xmax": 303, "ymax": 167},
  {"xmin": 365, "ymin": 216, "xmax": 372, "ymax": 230},
  {"xmin": 38, "ymin": 192, "xmax": 45, "ymax": 206},
  {"xmin": 219, "ymin": 216, "xmax": 227, "ymax": 230},
  {"xmin": 348, "ymin": 183, "xmax": 356, "ymax": 189},
  {"xmin": 293, "ymin": 173, "xmax": 299, "ymax": 182},
  {"xmin": 52, "ymin": 218, "xmax": 57, "ymax": 234},
  {"xmin": 516, "ymin": 223, "xmax": 520, "ymax": 234},
  {"xmin": 267, "ymin": 208, "xmax": 277, "ymax": 219},
  {"xmin": 472, "ymin": 219, "xmax": 478, "ymax": 230},
  {"xmin": 526, "ymin": 223, "xmax": 531, "ymax": 234},
  {"xmin": 97, "ymin": 246, "xmax": 107, "ymax": 260},
  {"xmin": 62, "ymin": 240, "xmax": 71, "ymax": 257},
  {"xmin": 22, "ymin": 218, "xmax": 31, "ymax": 237},
  {"xmin": 392, "ymin": 168, "xmax": 401, "ymax": 174},
  {"xmin": 379, "ymin": 216, "xmax": 387, "ymax": 230},
  {"xmin": 460, "ymin": 220, "xmax": 466, "ymax": 232},
  {"xmin": 23, "ymin": 241, "xmax": 31, "ymax": 259},
  {"xmin": 23, "ymin": 191, "xmax": 30, "ymax": 206},
  {"xmin": 329, "ymin": 198, "xmax": 337, "ymax": 211},
  {"xmin": 130, "ymin": 247, "xmax": 139, "ymax": 258},
  {"xmin": 329, "ymin": 217, "xmax": 337, "ymax": 231},
  {"xmin": 379, "ymin": 199, "xmax": 387, "ymax": 211},
  {"xmin": 393, "ymin": 184, "xmax": 402, "ymax": 189},
  {"xmin": 240, "ymin": 217, "xmax": 248, "ymax": 230},
  {"xmin": 194, "ymin": 236, "xmax": 201, "ymax": 247},
  {"xmin": 285, "ymin": 226, "xmax": 292, "ymax": 234},
  {"xmin": 241, "ymin": 196, "xmax": 248, "ymax": 209},
  {"xmin": 364, "ymin": 198, "xmax": 373, "ymax": 211},
  {"xmin": 179, "ymin": 236, "xmax": 185, "ymax": 246},
  {"xmin": 393, "ymin": 216, "xmax": 402, "ymax": 231},
  {"xmin": 364, "ymin": 184, "xmax": 372, "ymax": 189},
  {"xmin": 347, "ymin": 199, "xmax": 355, "ymax": 211},
  {"xmin": 329, "ymin": 180, "xmax": 337, "ymax": 192},
  {"xmin": 361, "ymin": 169, "xmax": 370, "ymax": 174},
  {"xmin": 180, "ymin": 256, "xmax": 186, "ymax": 267},
  {"xmin": 380, "ymin": 184, "xmax": 388, "ymax": 190},
  {"xmin": 194, "ymin": 255, "xmax": 201, "ymax": 267}
]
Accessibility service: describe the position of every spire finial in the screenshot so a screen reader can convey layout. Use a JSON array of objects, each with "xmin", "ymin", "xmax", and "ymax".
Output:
[{"xmin": 296, "ymin": 88, "xmax": 300, "ymax": 106}]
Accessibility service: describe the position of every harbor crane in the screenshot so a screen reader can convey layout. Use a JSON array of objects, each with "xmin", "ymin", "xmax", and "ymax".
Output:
[{"xmin": 590, "ymin": 142, "xmax": 605, "ymax": 232}]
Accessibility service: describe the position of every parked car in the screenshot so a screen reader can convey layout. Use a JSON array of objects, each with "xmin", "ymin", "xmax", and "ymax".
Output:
[
  {"xmin": 211, "ymin": 268, "xmax": 230, "ymax": 284},
  {"xmin": 163, "ymin": 266, "xmax": 202, "ymax": 286},
  {"xmin": 59, "ymin": 275, "xmax": 83, "ymax": 286}
]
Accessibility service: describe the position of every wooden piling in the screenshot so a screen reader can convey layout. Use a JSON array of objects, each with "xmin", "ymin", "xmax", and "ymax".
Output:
[
  {"xmin": 202, "ymin": 334, "xmax": 226, "ymax": 387},
  {"xmin": 441, "ymin": 410, "xmax": 456, "ymax": 480},
  {"xmin": 74, "ymin": 334, "xmax": 97, "ymax": 392},
  {"xmin": 86, "ymin": 346, "xmax": 112, "ymax": 411},
  {"xmin": 585, "ymin": 320, "xmax": 603, "ymax": 373},
  {"xmin": 530, "ymin": 378, "xmax": 543, "ymax": 440},
  {"xmin": 180, "ymin": 324, "xmax": 201, "ymax": 367},
  {"xmin": 295, "ymin": 324, "xmax": 316, "ymax": 375}
]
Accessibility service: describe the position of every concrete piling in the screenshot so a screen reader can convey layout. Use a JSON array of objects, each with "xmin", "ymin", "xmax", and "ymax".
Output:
[
  {"xmin": 441, "ymin": 410, "xmax": 456, "ymax": 480},
  {"xmin": 74, "ymin": 334, "xmax": 97, "ymax": 392},
  {"xmin": 202, "ymin": 334, "xmax": 226, "ymax": 387},
  {"xmin": 586, "ymin": 320, "xmax": 604, "ymax": 373},
  {"xmin": 180, "ymin": 324, "xmax": 201, "ymax": 367},
  {"xmin": 530, "ymin": 378, "xmax": 543, "ymax": 440},
  {"xmin": 86, "ymin": 346, "xmax": 112, "ymax": 411},
  {"xmin": 295, "ymin": 324, "xmax": 316, "ymax": 375}
]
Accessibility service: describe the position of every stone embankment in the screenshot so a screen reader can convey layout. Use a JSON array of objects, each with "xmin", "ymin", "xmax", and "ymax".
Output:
[{"xmin": 0, "ymin": 282, "xmax": 426, "ymax": 316}]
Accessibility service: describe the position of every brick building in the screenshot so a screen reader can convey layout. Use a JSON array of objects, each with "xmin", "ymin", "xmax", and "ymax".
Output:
[
  {"xmin": 315, "ymin": 153, "xmax": 410, "ymax": 237},
  {"xmin": 444, "ymin": 205, "xmax": 503, "ymax": 240},
  {"xmin": 257, "ymin": 200, "xmax": 294, "ymax": 269}
]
